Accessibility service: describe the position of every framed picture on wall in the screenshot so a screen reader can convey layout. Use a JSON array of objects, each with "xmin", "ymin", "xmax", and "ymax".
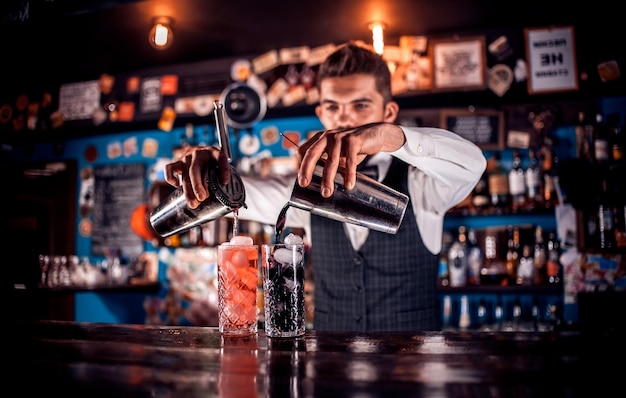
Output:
[
  {"xmin": 525, "ymin": 25, "xmax": 578, "ymax": 94},
  {"xmin": 440, "ymin": 108, "xmax": 504, "ymax": 150},
  {"xmin": 430, "ymin": 36, "xmax": 486, "ymax": 91}
]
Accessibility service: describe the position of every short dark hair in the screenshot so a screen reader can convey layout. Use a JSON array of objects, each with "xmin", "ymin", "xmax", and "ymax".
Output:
[{"xmin": 316, "ymin": 42, "xmax": 392, "ymax": 103}]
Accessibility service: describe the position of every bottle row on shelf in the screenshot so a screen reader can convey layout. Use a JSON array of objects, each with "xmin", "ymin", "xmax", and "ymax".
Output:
[
  {"xmin": 564, "ymin": 111, "xmax": 625, "ymax": 254},
  {"xmin": 452, "ymin": 109, "xmax": 625, "ymax": 255},
  {"xmin": 439, "ymin": 224, "xmax": 562, "ymax": 289},
  {"xmin": 440, "ymin": 293, "xmax": 562, "ymax": 332}
]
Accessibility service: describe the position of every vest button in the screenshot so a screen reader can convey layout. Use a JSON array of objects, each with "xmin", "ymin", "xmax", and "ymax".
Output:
[
  {"xmin": 355, "ymin": 316, "xmax": 362, "ymax": 324},
  {"xmin": 355, "ymin": 285, "xmax": 362, "ymax": 292},
  {"xmin": 352, "ymin": 257, "xmax": 362, "ymax": 266}
]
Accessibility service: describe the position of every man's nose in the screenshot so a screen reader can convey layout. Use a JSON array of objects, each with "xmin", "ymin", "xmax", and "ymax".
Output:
[{"xmin": 336, "ymin": 105, "xmax": 353, "ymax": 124}]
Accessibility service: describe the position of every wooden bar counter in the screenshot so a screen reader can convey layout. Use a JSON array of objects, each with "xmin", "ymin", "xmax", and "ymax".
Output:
[{"xmin": 8, "ymin": 320, "xmax": 623, "ymax": 397}]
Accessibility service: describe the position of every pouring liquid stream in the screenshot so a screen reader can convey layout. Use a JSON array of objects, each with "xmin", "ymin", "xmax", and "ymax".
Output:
[{"xmin": 273, "ymin": 131, "xmax": 298, "ymax": 244}]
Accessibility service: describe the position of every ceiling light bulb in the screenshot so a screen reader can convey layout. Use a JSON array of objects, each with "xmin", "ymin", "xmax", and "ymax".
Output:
[
  {"xmin": 150, "ymin": 17, "xmax": 173, "ymax": 50},
  {"xmin": 369, "ymin": 22, "xmax": 385, "ymax": 55},
  {"xmin": 154, "ymin": 24, "xmax": 169, "ymax": 47}
]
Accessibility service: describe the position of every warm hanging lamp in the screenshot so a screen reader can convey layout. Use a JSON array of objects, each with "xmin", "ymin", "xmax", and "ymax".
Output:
[
  {"xmin": 149, "ymin": 16, "xmax": 174, "ymax": 50},
  {"xmin": 368, "ymin": 21, "xmax": 385, "ymax": 55}
]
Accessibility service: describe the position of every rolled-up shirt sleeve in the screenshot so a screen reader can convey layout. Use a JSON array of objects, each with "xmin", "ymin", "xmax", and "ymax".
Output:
[{"xmin": 391, "ymin": 127, "xmax": 486, "ymax": 254}]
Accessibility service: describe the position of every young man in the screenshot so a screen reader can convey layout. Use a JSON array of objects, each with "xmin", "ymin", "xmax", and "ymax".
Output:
[{"xmin": 164, "ymin": 42, "xmax": 486, "ymax": 332}]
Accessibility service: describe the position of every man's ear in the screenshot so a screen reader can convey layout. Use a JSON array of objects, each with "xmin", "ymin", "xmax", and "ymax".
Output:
[
  {"xmin": 383, "ymin": 101, "xmax": 399, "ymax": 122},
  {"xmin": 315, "ymin": 105, "xmax": 323, "ymax": 120}
]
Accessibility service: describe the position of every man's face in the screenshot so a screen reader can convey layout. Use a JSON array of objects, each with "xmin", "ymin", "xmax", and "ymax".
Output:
[{"xmin": 315, "ymin": 74, "xmax": 388, "ymax": 130}]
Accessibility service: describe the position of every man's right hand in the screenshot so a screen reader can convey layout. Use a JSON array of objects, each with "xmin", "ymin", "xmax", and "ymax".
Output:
[{"xmin": 164, "ymin": 146, "xmax": 231, "ymax": 209}]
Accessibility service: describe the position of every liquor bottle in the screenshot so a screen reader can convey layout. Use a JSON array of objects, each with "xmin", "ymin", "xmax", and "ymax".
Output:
[
  {"xmin": 476, "ymin": 299, "xmax": 488, "ymax": 331},
  {"xmin": 504, "ymin": 226, "xmax": 520, "ymax": 284},
  {"xmin": 532, "ymin": 226, "xmax": 547, "ymax": 285},
  {"xmin": 607, "ymin": 113, "xmax": 626, "ymax": 253},
  {"xmin": 541, "ymin": 147, "xmax": 559, "ymax": 209},
  {"xmin": 448, "ymin": 226, "xmax": 468, "ymax": 287},
  {"xmin": 458, "ymin": 295, "xmax": 471, "ymax": 330},
  {"xmin": 508, "ymin": 149, "xmax": 526, "ymax": 212},
  {"xmin": 438, "ymin": 231, "xmax": 453, "ymax": 287},
  {"xmin": 466, "ymin": 228, "xmax": 483, "ymax": 285},
  {"xmin": 597, "ymin": 178, "xmax": 617, "ymax": 252},
  {"xmin": 607, "ymin": 113, "xmax": 626, "ymax": 252},
  {"xmin": 575, "ymin": 111, "xmax": 594, "ymax": 162},
  {"xmin": 607, "ymin": 113, "xmax": 625, "ymax": 165},
  {"xmin": 512, "ymin": 299, "xmax": 522, "ymax": 331},
  {"xmin": 494, "ymin": 301, "xmax": 503, "ymax": 331},
  {"xmin": 480, "ymin": 232, "xmax": 507, "ymax": 285},
  {"xmin": 471, "ymin": 171, "xmax": 491, "ymax": 214},
  {"xmin": 593, "ymin": 113, "xmax": 610, "ymax": 168},
  {"xmin": 488, "ymin": 153, "xmax": 510, "ymax": 213},
  {"xmin": 531, "ymin": 299, "xmax": 541, "ymax": 331},
  {"xmin": 545, "ymin": 231, "xmax": 562, "ymax": 284},
  {"xmin": 524, "ymin": 148, "xmax": 543, "ymax": 210},
  {"xmin": 516, "ymin": 244, "xmax": 535, "ymax": 285},
  {"xmin": 614, "ymin": 204, "xmax": 626, "ymax": 252}
]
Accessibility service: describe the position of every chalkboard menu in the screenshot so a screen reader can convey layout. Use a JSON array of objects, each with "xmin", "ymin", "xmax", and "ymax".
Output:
[
  {"xmin": 92, "ymin": 163, "xmax": 146, "ymax": 257},
  {"xmin": 440, "ymin": 109, "xmax": 504, "ymax": 149}
]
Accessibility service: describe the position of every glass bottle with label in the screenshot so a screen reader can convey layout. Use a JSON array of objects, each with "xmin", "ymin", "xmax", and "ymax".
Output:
[
  {"xmin": 508, "ymin": 149, "xmax": 526, "ymax": 212},
  {"xmin": 525, "ymin": 148, "xmax": 543, "ymax": 211},
  {"xmin": 614, "ymin": 204, "xmax": 626, "ymax": 252},
  {"xmin": 488, "ymin": 153, "xmax": 510, "ymax": 213},
  {"xmin": 516, "ymin": 244, "xmax": 535, "ymax": 285},
  {"xmin": 480, "ymin": 231, "xmax": 507, "ymax": 285},
  {"xmin": 575, "ymin": 111, "xmax": 594, "ymax": 162},
  {"xmin": 448, "ymin": 226, "xmax": 468, "ymax": 287},
  {"xmin": 504, "ymin": 226, "xmax": 520, "ymax": 284},
  {"xmin": 593, "ymin": 113, "xmax": 610, "ymax": 168},
  {"xmin": 533, "ymin": 226, "xmax": 547, "ymax": 285},
  {"xmin": 458, "ymin": 295, "xmax": 471, "ymax": 330},
  {"xmin": 597, "ymin": 178, "xmax": 617, "ymax": 253},
  {"xmin": 471, "ymin": 171, "xmax": 491, "ymax": 214},
  {"xmin": 608, "ymin": 112, "xmax": 624, "ymax": 165},
  {"xmin": 438, "ymin": 231, "xmax": 453, "ymax": 287},
  {"xmin": 466, "ymin": 228, "xmax": 483, "ymax": 286},
  {"xmin": 546, "ymin": 231, "xmax": 562, "ymax": 284},
  {"xmin": 541, "ymin": 147, "xmax": 559, "ymax": 209},
  {"xmin": 607, "ymin": 113, "xmax": 626, "ymax": 251}
]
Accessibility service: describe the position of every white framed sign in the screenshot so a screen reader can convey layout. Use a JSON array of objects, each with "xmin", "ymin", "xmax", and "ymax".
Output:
[{"xmin": 525, "ymin": 26, "xmax": 578, "ymax": 94}]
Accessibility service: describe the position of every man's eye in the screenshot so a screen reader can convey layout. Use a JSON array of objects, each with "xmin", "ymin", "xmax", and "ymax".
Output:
[
  {"xmin": 354, "ymin": 103, "xmax": 369, "ymax": 110},
  {"xmin": 324, "ymin": 105, "xmax": 339, "ymax": 112}
]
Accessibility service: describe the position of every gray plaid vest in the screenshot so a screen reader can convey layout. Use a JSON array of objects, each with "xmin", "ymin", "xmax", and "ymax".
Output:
[{"xmin": 311, "ymin": 157, "xmax": 438, "ymax": 332}]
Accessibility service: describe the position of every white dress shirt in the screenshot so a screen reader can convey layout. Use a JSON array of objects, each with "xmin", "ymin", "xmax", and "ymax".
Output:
[{"xmin": 237, "ymin": 126, "xmax": 486, "ymax": 254}]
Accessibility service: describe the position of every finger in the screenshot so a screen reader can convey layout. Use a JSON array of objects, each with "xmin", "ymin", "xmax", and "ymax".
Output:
[
  {"xmin": 320, "ymin": 133, "xmax": 344, "ymax": 197},
  {"xmin": 342, "ymin": 128, "xmax": 364, "ymax": 190},
  {"xmin": 164, "ymin": 160, "xmax": 184, "ymax": 187},
  {"xmin": 188, "ymin": 151, "xmax": 209, "ymax": 202},
  {"xmin": 298, "ymin": 132, "xmax": 327, "ymax": 188},
  {"xmin": 180, "ymin": 154, "xmax": 201, "ymax": 209}
]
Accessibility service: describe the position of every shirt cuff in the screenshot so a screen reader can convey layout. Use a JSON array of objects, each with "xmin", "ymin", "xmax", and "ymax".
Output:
[{"xmin": 390, "ymin": 126, "xmax": 432, "ymax": 164}]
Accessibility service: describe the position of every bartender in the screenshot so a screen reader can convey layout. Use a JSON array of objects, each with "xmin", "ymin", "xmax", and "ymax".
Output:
[{"xmin": 164, "ymin": 42, "xmax": 486, "ymax": 332}]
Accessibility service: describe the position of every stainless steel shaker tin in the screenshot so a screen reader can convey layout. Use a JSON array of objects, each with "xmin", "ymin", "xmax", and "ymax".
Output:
[
  {"xmin": 288, "ymin": 161, "xmax": 409, "ymax": 234},
  {"xmin": 149, "ymin": 165, "xmax": 246, "ymax": 237}
]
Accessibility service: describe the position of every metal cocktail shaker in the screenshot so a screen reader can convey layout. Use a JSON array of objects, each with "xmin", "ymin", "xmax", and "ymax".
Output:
[
  {"xmin": 288, "ymin": 160, "xmax": 409, "ymax": 234},
  {"xmin": 149, "ymin": 101, "xmax": 247, "ymax": 238}
]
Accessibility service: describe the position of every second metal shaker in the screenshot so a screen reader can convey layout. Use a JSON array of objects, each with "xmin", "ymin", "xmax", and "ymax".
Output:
[{"xmin": 288, "ymin": 160, "xmax": 408, "ymax": 234}]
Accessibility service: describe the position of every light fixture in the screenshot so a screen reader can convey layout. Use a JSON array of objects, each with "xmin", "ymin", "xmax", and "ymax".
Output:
[
  {"xmin": 149, "ymin": 16, "xmax": 173, "ymax": 50},
  {"xmin": 368, "ymin": 21, "xmax": 385, "ymax": 55}
]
